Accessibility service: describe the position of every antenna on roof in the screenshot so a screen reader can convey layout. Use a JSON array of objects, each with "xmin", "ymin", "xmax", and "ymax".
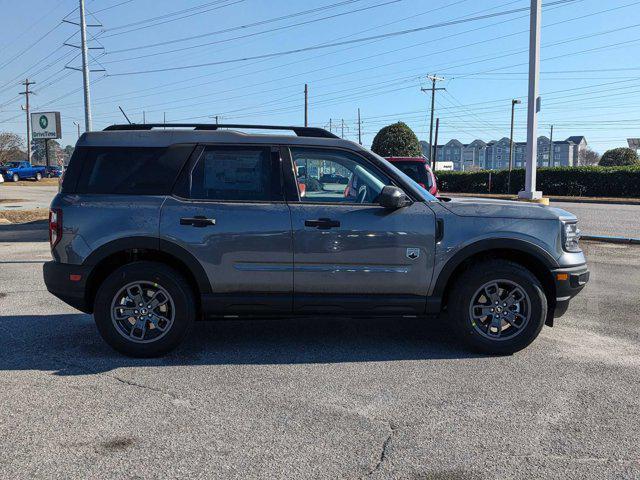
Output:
[{"xmin": 118, "ymin": 106, "xmax": 132, "ymax": 125}]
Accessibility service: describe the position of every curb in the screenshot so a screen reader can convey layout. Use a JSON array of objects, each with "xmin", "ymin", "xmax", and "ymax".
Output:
[
  {"xmin": 443, "ymin": 193, "xmax": 640, "ymax": 206},
  {"xmin": 581, "ymin": 235, "xmax": 640, "ymax": 245}
]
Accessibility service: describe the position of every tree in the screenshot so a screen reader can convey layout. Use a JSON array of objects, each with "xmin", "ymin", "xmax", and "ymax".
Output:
[
  {"xmin": 598, "ymin": 147, "xmax": 639, "ymax": 167},
  {"xmin": 371, "ymin": 122, "xmax": 422, "ymax": 157},
  {"xmin": 0, "ymin": 132, "xmax": 25, "ymax": 164},
  {"xmin": 578, "ymin": 148, "xmax": 600, "ymax": 166}
]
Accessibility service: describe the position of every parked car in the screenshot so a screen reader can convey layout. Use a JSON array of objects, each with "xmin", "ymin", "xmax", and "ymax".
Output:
[
  {"xmin": 44, "ymin": 165, "xmax": 63, "ymax": 178},
  {"xmin": 44, "ymin": 123, "xmax": 589, "ymax": 358},
  {"xmin": 0, "ymin": 161, "xmax": 46, "ymax": 182},
  {"xmin": 386, "ymin": 157, "xmax": 438, "ymax": 196}
]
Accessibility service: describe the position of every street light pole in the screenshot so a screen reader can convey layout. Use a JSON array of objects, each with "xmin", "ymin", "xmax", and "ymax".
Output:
[
  {"xmin": 508, "ymin": 99, "xmax": 521, "ymax": 194},
  {"xmin": 518, "ymin": 0, "xmax": 543, "ymax": 201}
]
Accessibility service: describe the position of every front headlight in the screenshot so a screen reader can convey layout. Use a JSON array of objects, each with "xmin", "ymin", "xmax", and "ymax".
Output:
[{"xmin": 562, "ymin": 221, "xmax": 581, "ymax": 252}]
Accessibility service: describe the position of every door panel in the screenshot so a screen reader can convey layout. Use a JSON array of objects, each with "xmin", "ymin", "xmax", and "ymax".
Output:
[
  {"xmin": 160, "ymin": 145, "xmax": 293, "ymax": 314},
  {"xmin": 285, "ymin": 146, "xmax": 436, "ymax": 315},
  {"xmin": 290, "ymin": 202, "xmax": 435, "ymax": 314}
]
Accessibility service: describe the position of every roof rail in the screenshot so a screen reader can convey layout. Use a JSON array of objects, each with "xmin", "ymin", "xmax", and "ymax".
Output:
[{"xmin": 103, "ymin": 123, "xmax": 340, "ymax": 139}]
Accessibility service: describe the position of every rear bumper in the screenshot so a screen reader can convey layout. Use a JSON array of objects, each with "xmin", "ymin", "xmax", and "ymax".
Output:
[
  {"xmin": 43, "ymin": 261, "xmax": 93, "ymax": 313},
  {"xmin": 551, "ymin": 263, "xmax": 590, "ymax": 318}
]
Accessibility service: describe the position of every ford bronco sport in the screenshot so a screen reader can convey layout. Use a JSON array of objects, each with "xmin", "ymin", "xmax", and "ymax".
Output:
[{"xmin": 43, "ymin": 124, "xmax": 589, "ymax": 357}]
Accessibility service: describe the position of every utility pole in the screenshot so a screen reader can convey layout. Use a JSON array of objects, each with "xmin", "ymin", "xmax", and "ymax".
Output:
[
  {"xmin": 79, "ymin": 0, "xmax": 92, "ymax": 132},
  {"xmin": 329, "ymin": 118, "xmax": 332, "ymax": 133},
  {"xmin": 507, "ymin": 98, "xmax": 521, "ymax": 194},
  {"xmin": 143, "ymin": 111, "xmax": 146, "ymax": 124},
  {"xmin": 341, "ymin": 119, "xmax": 344, "ymax": 138},
  {"xmin": 421, "ymin": 74, "xmax": 445, "ymax": 169},
  {"xmin": 304, "ymin": 83, "xmax": 308, "ymax": 127},
  {"xmin": 519, "ymin": 0, "xmax": 543, "ymax": 201},
  {"xmin": 549, "ymin": 124, "xmax": 554, "ymax": 167},
  {"xmin": 433, "ymin": 117, "xmax": 440, "ymax": 169},
  {"xmin": 357, "ymin": 108, "xmax": 362, "ymax": 145},
  {"xmin": 19, "ymin": 78, "xmax": 35, "ymax": 163}
]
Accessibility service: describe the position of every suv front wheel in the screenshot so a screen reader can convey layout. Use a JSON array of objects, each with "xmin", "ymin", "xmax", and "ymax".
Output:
[
  {"xmin": 94, "ymin": 261, "xmax": 196, "ymax": 357},
  {"xmin": 449, "ymin": 260, "xmax": 547, "ymax": 355}
]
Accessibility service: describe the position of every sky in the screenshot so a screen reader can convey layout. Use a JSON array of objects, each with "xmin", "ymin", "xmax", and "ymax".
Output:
[{"xmin": 0, "ymin": 0, "xmax": 639, "ymax": 153}]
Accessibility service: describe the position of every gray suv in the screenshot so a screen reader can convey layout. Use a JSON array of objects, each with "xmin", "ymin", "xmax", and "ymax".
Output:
[{"xmin": 43, "ymin": 124, "xmax": 589, "ymax": 357}]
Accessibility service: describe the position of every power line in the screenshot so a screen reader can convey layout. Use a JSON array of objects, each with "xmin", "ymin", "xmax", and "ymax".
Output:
[
  {"xmin": 100, "ymin": 0, "xmax": 403, "ymax": 65},
  {"xmin": 103, "ymin": 0, "xmax": 369, "ymax": 48},
  {"xmin": 100, "ymin": 0, "xmax": 246, "ymax": 35},
  {"xmin": 106, "ymin": 0, "xmax": 579, "ymax": 76}
]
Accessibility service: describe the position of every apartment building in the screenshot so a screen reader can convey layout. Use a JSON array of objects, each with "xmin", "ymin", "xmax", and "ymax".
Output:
[{"xmin": 422, "ymin": 136, "xmax": 587, "ymax": 171}]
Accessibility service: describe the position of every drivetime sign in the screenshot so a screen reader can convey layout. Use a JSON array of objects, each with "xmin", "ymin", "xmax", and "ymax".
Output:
[{"xmin": 31, "ymin": 111, "xmax": 61, "ymax": 139}]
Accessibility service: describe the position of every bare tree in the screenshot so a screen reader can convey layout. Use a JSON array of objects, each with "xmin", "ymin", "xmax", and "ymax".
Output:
[
  {"xmin": 0, "ymin": 132, "xmax": 25, "ymax": 164},
  {"xmin": 578, "ymin": 148, "xmax": 600, "ymax": 166}
]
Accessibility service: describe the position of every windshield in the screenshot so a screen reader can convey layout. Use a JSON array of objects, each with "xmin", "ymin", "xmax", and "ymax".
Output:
[
  {"xmin": 3, "ymin": 162, "xmax": 20, "ymax": 168},
  {"xmin": 369, "ymin": 152, "xmax": 438, "ymax": 201},
  {"xmin": 390, "ymin": 161, "xmax": 433, "ymax": 189}
]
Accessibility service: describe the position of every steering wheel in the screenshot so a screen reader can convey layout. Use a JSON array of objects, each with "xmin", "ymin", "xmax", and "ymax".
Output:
[{"xmin": 356, "ymin": 185, "xmax": 368, "ymax": 204}]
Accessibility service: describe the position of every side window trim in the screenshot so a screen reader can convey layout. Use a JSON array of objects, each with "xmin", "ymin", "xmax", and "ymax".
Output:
[
  {"xmin": 172, "ymin": 143, "xmax": 285, "ymax": 203},
  {"xmin": 283, "ymin": 146, "xmax": 395, "ymax": 206}
]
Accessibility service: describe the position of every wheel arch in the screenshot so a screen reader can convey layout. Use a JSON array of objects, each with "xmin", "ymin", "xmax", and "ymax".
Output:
[
  {"xmin": 83, "ymin": 236, "xmax": 210, "ymax": 314},
  {"xmin": 433, "ymin": 238, "xmax": 558, "ymax": 317}
]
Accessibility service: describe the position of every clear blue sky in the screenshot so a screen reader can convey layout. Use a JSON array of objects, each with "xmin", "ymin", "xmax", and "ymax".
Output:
[{"xmin": 0, "ymin": 0, "xmax": 638, "ymax": 153}]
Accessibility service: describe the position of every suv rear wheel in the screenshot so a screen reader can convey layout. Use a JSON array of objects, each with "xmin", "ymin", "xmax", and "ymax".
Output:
[
  {"xmin": 94, "ymin": 261, "xmax": 196, "ymax": 357},
  {"xmin": 35, "ymin": 172, "xmax": 42, "ymax": 181},
  {"xmin": 449, "ymin": 260, "xmax": 547, "ymax": 355}
]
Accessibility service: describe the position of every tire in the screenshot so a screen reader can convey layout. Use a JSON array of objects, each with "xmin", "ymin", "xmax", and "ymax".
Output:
[
  {"xmin": 448, "ymin": 259, "xmax": 547, "ymax": 355},
  {"xmin": 35, "ymin": 172, "xmax": 42, "ymax": 181},
  {"xmin": 12, "ymin": 174, "xmax": 19, "ymax": 182},
  {"xmin": 94, "ymin": 261, "xmax": 196, "ymax": 357}
]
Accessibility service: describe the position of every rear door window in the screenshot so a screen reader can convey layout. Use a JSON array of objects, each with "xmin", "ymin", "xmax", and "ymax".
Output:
[
  {"xmin": 187, "ymin": 146, "xmax": 281, "ymax": 202},
  {"xmin": 75, "ymin": 145, "xmax": 194, "ymax": 194}
]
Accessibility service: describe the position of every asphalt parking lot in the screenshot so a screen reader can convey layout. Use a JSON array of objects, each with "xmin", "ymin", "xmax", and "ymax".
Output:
[{"xmin": 1, "ymin": 222, "xmax": 638, "ymax": 479}]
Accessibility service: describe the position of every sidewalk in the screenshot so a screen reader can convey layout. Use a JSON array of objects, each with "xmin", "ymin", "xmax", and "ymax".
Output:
[{"xmin": 442, "ymin": 192, "xmax": 640, "ymax": 205}]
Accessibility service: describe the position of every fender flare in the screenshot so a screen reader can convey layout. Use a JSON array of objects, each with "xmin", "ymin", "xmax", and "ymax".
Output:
[
  {"xmin": 83, "ymin": 236, "xmax": 211, "ymax": 294},
  {"xmin": 431, "ymin": 237, "xmax": 558, "ymax": 300}
]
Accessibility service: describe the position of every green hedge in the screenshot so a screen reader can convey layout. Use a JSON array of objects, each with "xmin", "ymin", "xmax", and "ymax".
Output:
[{"xmin": 435, "ymin": 166, "xmax": 640, "ymax": 197}]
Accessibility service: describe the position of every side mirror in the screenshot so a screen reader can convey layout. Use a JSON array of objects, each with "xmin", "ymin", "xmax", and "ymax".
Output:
[{"xmin": 378, "ymin": 185, "xmax": 412, "ymax": 209}]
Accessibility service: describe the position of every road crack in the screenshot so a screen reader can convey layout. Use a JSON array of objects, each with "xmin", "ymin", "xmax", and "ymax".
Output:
[{"xmin": 368, "ymin": 421, "xmax": 396, "ymax": 476}]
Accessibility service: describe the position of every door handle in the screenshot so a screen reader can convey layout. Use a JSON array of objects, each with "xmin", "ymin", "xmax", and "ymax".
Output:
[
  {"xmin": 305, "ymin": 218, "xmax": 340, "ymax": 230},
  {"xmin": 180, "ymin": 215, "xmax": 216, "ymax": 227}
]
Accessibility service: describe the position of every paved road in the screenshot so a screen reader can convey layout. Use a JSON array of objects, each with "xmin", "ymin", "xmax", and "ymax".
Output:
[
  {"xmin": 550, "ymin": 201, "xmax": 640, "ymax": 239},
  {"xmin": 0, "ymin": 184, "xmax": 58, "ymax": 210},
  {"xmin": 1, "ymin": 228, "xmax": 638, "ymax": 478}
]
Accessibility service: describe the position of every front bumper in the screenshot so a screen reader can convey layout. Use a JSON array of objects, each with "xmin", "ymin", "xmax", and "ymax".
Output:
[
  {"xmin": 43, "ymin": 261, "xmax": 93, "ymax": 313},
  {"xmin": 551, "ymin": 263, "xmax": 590, "ymax": 318}
]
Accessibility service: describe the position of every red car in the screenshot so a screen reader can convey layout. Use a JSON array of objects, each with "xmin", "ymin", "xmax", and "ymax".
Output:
[{"xmin": 386, "ymin": 157, "xmax": 438, "ymax": 196}]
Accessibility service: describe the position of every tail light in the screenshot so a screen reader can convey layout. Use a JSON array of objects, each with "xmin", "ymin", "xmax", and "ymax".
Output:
[{"xmin": 49, "ymin": 208, "xmax": 62, "ymax": 249}]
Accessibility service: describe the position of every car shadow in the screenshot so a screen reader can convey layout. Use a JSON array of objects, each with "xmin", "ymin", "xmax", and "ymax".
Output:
[
  {"xmin": 0, "ymin": 313, "xmax": 481, "ymax": 375},
  {"xmin": 0, "ymin": 220, "xmax": 48, "ymax": 242}
]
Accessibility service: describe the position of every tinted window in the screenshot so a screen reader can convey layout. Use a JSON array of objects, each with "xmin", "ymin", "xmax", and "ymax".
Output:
[
  {"xmin": 390, "ymin": 161, "xmax": 432, "ymax": 189},
  {"xmin": 75, "ymin": 145, "xmax": 193, "ymax": 194},
  {"xmin": 291, "ymin": 147, "xmax": 391, "ymax": 204},
  {"xmin": 189, "ymin": 146, "xmax": 278, "ymax": 201}
]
